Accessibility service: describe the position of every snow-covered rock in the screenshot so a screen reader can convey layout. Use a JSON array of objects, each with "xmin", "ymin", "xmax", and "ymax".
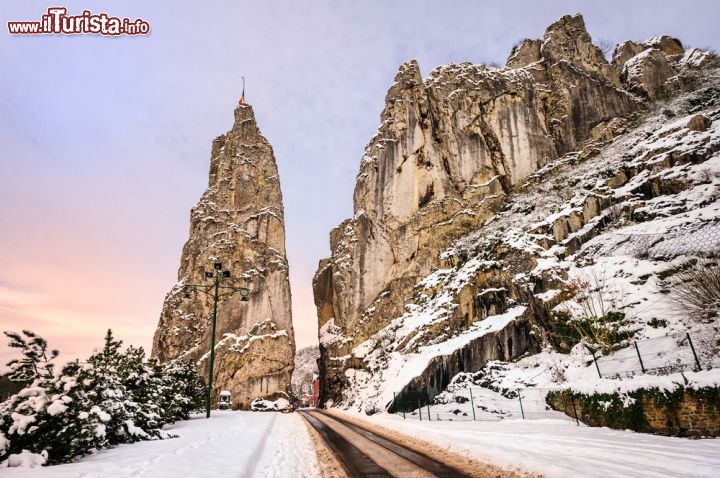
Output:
[
  {"xmin": 3, "ymin": 450, "xmax": 47, "ymax": 468},
  {"xmin": 152, "ymin": 105, "xmax": 295, "ymax": 410},
  {"xmin": 314, "ymin": 12, "xmax": 720, "ymax": 413}
]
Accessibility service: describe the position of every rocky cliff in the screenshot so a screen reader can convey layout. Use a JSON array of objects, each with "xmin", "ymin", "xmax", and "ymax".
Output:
[
  {"xmin": 314, "ymin": 13, "xmax": 718, "ymax": 409},
  {"xmin": 152, "ymin": 105, "xmax": 295, "ymax": 410}
]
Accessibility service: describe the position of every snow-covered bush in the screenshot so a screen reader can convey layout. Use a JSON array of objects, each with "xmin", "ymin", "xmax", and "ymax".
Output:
[
  {"xmin": 4, "ymin": 449, "xmax": 47, "ymax": 468},
  {"xmin": 250, "ymin": 392, "xmax": 291, "ymax": 412},
  {"xmin": 552, "ymin": 275, "xmax": 637, "ymax": 353},
  {"xmin": 0, "ymin": 329, "xmax": 206, "ymax": 466}
]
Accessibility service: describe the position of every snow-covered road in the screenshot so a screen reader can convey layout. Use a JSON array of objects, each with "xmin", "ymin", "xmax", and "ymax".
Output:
[
  {"xmin": 3, "ymin": 411, "xmax": 320, "ymax": 478},
  {"xmin": 6, "ymin": 409, "xmax": 720, "ymax": 477}
]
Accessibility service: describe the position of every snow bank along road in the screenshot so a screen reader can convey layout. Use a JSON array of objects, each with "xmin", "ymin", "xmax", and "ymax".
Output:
[
  {"xmin": 2, "ymin": 411, "xmax": 321, "ymax": 478},
  {"xmin": 349, "ymin": 411, "xmax": 720, "ymax": 478},
  {"xmin": 299, "ymin": 409, "xmax": 465, "ymax": 477}
]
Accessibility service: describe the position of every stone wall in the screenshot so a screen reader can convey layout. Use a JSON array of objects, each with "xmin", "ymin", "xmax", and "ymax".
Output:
[{"xmin": 547, "ymin": 387, "xmax": 720, "ymax": 438}]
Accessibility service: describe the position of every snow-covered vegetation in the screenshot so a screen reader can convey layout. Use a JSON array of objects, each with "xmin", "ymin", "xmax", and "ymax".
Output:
[
  {"xmin": 251, "ymin": 396, "xmax": 292, "ymax": 412},
  {"xmin": 0, "ymin": 330, "xmax": 205, "ymax": 467}
]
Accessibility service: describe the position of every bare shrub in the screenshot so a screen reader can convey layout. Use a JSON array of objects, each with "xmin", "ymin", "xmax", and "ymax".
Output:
[
  {"xmin": 605, "ymin": 202, "xmax": 624, "ymax": 225},
  {"xmin": 555, "ymin": 269, "xmax": 635, "ymax": 353},
  {"xmin": 670, "ymin": 263, "xmax": 720, "ymax": 321},
  {"xmin": 546, "ymin": 356, "xmax": 567, "ymax": 383},
  {"xmin": 597, "ymin": 38, "xmax": 614, "ymax": 60},
  {"xmin": 697, "ymin": 167, "xmax": 714, "ymax": 184},
  {"xmin": 568, "ymin": 269, "xmax": 624, "ymax": 319}
]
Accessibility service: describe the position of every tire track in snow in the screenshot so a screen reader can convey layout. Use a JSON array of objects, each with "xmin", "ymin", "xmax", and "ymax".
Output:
[
  {"xmin": 243, "ymin": 413, "xmax": 278, "ymax": 477},
  {"xmin": 256, "ymin": 414, "xmax": 322, "ymax": 478}
]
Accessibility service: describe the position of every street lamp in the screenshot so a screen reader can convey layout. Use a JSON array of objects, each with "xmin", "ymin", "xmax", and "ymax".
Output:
[{"xmin": 181, "ymin": 261, "xmax": 251, "ymax": 418}]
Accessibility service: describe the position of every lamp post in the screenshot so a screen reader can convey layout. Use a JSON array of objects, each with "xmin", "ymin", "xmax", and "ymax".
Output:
[{"xmin": 182, "ymin": 261, "xmax": 250, "ymax": 418}]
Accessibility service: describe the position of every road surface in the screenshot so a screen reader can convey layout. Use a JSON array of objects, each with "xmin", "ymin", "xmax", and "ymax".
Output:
[{"xmin": 299, "ymin": 409, "xmax": 466, "ymax": 478}]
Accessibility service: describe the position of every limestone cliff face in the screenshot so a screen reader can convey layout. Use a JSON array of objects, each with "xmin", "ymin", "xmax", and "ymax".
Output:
[
  {"xmin": 152, "ymin": 105, "xmax": 294, "ymax": 410},
  {"xmin": 314, "ymin": 14, "xmax": 693, "ymax": 406}
]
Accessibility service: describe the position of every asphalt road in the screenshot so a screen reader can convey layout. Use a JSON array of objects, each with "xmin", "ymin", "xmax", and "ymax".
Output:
[{"xmin": 299, "ymin": 409, "xmax": 467, "ymax": 478}]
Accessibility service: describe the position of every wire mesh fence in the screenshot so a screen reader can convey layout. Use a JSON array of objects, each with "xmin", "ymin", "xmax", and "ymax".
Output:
[
  {"xmin": 609, "ymin": 221, "xmax": 720, "ymax": 260},
  {"xmin": 390, "ymin": 328, "xmax": 718, "ymax": 423},
  {"xmin": 391, "ymin": 386, "xmax": 572, "ymax": 423},
  {"xmin": 592, "ymin": 329, "xmax": 719, "ymax": 378}
]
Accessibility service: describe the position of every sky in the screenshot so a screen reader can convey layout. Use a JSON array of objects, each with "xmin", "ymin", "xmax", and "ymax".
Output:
[{"xmin": 1, "ymin": 0, "xmax": 719, "ymax": 369}]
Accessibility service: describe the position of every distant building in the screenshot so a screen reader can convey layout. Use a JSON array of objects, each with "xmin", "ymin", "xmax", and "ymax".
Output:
[{"xmin": 311, "ymin": 373, "xmax": 320, "ymax": 407}]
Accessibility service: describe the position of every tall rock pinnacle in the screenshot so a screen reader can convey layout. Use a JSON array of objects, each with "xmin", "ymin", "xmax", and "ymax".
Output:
[{"xmin": 152, "ymin": 104, "xmax": 295, "ymax": 410}]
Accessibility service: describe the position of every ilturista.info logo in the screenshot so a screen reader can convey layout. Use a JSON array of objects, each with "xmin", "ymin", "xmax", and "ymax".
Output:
[{"xmin": 7, "ymin": 7, "xmax": 150, "ymax": 36}]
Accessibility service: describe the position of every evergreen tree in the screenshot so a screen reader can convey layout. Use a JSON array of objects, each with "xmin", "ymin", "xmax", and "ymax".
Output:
[
  {"xmin": 84, "ymin": 329, "xmax": 129, "ymax": 445},
  {"xmin": 34, "ymin": 360, "xmax": 109, "ymax": 462},
  {"xmin": 0, "ymin": 329, "xmax": 207, "ymax": 465},
  {"xmin": 0, "ymin": 359, "xmax": 108, "ymax": 464},
  {"xmin": 160, "ymin": 359, "xmax": 206, "ymax": 421},
  {"xmin": 114, "ymin": 345, "xmax": 167, "ymax": 441},
  {"xmin": 3, "ymin": 330, "xmax": 58, "ymax": 382}
]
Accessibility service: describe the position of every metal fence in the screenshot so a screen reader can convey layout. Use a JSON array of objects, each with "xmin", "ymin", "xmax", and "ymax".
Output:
[
  {"xmin": 591, "ymin": 329, "xmax": 719, "ymax": 378},
  {"xmin": 392, "ymin": 386, "xmax": 571, "ymax": 423},
  {"xmin": 390, "ymin": 329, "xmax": 718, "ymax": 423},
  {"xmin": 607, "ymin": 221, "xmax": 720, "ymax": 260}
]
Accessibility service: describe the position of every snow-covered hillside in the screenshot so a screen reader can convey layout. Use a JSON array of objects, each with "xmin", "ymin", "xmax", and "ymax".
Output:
[
  {"xmin": 291, "ymin": 346, "xmax": 319, "ymax": 395},
  {"xmin": 334, "ymin": 65, "xmax": 720, "ymax": 414}
]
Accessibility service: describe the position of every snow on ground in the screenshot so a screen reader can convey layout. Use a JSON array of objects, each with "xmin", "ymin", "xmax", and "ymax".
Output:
[
  {"xmin": 2, "ymin": 411, "xmax": 320, "ymax": 478},
  {"xmin": 345, "ymin": 410, "xmax": 720, "ymax": 478}
]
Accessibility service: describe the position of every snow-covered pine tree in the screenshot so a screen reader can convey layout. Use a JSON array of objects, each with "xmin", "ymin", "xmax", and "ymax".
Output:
[
  {"xmin": 115, "ymin": 345, "xmax": 169, "ymax": 441},
  {"xmin": 1, "ymin": 329, "xmax": 207, "ymax": 465},
  {"xmin": 3, "ymin": 330, "xmax": 58, "ymax": 383},
  {"xmin": 0, "ymin": 358, "xmax": 109, "ymax": 464},
  {"xmin": 34, "ymin": 360, "xmax": 109, "ymax": 463},
  {"xmin": 159, "ymin": 359, "xmax": 206, "ymax": 421},
  {"xmin": 81, "ymin": 329, "xmax": 130, "ymax": 445},
  {"xmin": 80, "ymin": 330, "xmax": 174, "ymax": 445}
]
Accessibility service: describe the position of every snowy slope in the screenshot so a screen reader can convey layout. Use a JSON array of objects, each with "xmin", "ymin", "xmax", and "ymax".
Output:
[
  {"xmin": 333, "ymin": 65, "xmax": 720, "ymax": 412},
  {"xmin": 2, "ymin": 411, "xmax": 320, "ymax": 477}
]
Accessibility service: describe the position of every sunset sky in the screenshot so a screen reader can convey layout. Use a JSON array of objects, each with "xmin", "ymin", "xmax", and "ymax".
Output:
[{"xmin": 2, "ymin": 0, "xmax": 720, "ymax": 369}]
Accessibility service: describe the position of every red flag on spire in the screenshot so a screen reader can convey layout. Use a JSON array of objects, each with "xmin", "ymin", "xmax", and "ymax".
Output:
[{"xmin": 238, "ymin": 76, "xmax": 246, "ymax": 105}]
